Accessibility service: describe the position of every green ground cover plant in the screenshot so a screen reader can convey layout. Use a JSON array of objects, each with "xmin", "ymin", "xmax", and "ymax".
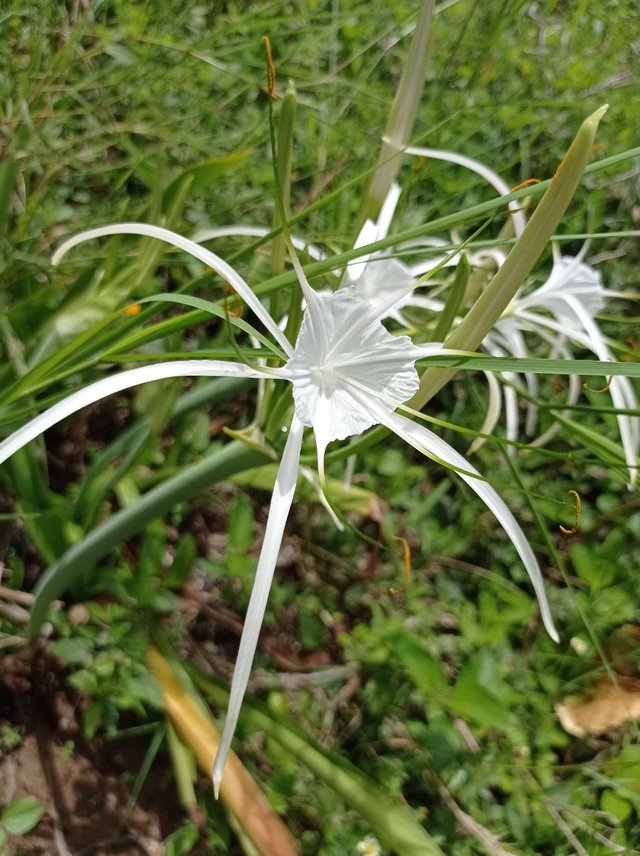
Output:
[{"xmin": 1, "ymin": 2, "xmax": 639, "ymax": 854}]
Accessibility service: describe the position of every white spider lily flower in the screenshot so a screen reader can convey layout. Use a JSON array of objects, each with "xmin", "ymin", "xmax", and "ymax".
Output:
[
  {"xmin": 486, "ymin": 244, "xmax": 639, "ymax": 485},
  {"xmin": 353, "ymin": 150, "xmax": 638, "ymax": 484},
  {"xmin": 0, "ymin": 221, "xmax": 558, "ymax": 801},
  {"xmin": 345, "ymin": 183, "xmax": 456, "ymax": 324},
  {"xmin": 345, "ymin": 143, "xmax": 526, "ymax": 323}
]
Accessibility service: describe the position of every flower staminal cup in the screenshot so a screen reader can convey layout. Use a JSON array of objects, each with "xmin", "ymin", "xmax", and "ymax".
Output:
[{"xmin": 0, "ymin": 222, "xmax": 558, "ymax": 803}]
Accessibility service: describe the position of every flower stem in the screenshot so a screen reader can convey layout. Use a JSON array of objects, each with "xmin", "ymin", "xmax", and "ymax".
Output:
[{"xmin": 360, "ymin": 0, "xmax": 435, "ymax": 224}]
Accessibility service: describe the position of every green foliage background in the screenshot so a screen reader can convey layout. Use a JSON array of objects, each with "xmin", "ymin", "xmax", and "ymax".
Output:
[{"xmin": 1, "ymin": 1, "xmax": 639, "ymax": 854}]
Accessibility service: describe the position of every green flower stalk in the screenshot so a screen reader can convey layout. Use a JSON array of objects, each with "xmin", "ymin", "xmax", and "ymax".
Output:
[{"xmin": 360, "ymin": 0, "xmax": 435, "ymax": 223}]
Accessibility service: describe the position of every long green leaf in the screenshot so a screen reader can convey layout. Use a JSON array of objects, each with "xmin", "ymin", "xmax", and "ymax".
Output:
[
  {"xmin": 137, "ymin": 293, "xmax": 286, "ymax": 358},
  {"xmin": 416, "ymin": 354, "xmax": 640, "ymax": 378},
  {"xmin": 27, "ymin": 441, "xmax": 267, "ymax": 639}
]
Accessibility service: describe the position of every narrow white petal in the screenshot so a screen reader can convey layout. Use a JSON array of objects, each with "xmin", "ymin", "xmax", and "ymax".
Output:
[
  {"xmin": 575, "ymin": 240, "xmax": 591, "ymax": 263},
  {"xmin": 565, "ymin": 296, "xmax": 639, "ymax": 486},
  {"xmin": 353, "ymin": 257, "xmax": 416, "ymax": 317},
  {"xmin": 506, "ymin": 326, "xmax": 538, "ymax": 437},
  {"xmin": 405, "ymin": 146, "xmax": 527, "ymax": 237},
  {"xmin": 469, "ymin": 370, "xmax": 502, "ymax": 454},
  {"xmin": 503, "ymin": 383, "xmax": 520, "ymax": 450},
  {"xmin": 515, "ymin": 310, "xmax": 596, "ymax": 351},
  {"xmin": 375, "ymin": 182, "xmax": 402, "ymax": 241},
  {"xmin": 347, "ymin": 219, "xmax": 379, "ymax": 283},
  {"xmin": 0, "ymin": 361, "xmax": 270, "ymax": 467},
  {"xmin": 531, "ymin": 370, "xmax": 581, "ymax": 449},
  {"xmin": 287, "ymin": 245, "xmax": 325, "ymax": 330},
  {"xmin": 482, "ymin": 335, "xmax": 522, "ymax": 453},
  {"xmin": 346, "ymin": 184, "xmax": 402, "ymax": 286},
  {"xmin": 192, "ymin": 225, "xmax": 325, "ymax": 261},
  {"xmin": 52, "ymin": 224, "xmax": 293, "ymax": 357},
  {"xmin": 342, "ymin": 452, "xmax": 357, "ymax": 489},
  {"xmin": 402, "ymin": 295, "xmax": 445, "ymax": 313},
  {"xmin": 411, "ymin": 343, "xmax": 460, "ymax": 360},
  {"xmin": 212, "ymin": 416, "xmax": 304, "ymax": 797},
  {"xmin": 609, "ymin": 377, "xmax": 639, "ymax": 487},
  {"xmin": 526, "ymin": 338, "xmax": 574, "ymax": 449},
  {"xmin": 360, "ymin": 394, "xmax": 559, "ymax": 642}
]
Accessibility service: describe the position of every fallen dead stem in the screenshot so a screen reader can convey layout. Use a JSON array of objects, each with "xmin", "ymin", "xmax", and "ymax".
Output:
[{"xmin": 426, "ymin": 771, "xmax": 517, "ymax": 856}]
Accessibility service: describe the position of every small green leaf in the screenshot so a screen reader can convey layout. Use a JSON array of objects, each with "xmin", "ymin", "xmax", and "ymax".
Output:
[
  {"xmin": 606, "ymin": 745, "xmax": 640, "ymax": 794},
  {"xmin": 570, "ymin": 542, "xmax": 614, "ymax": 591},
  {"xmin": 601, "ymin": 789, "xmax": 632, "ymax": 823},
  {"xmin": 390, "ymin": 631, "xmax": 449, "ymax": 697},
  {"xmin": 228, "ymin": 494, "xmax": 255, "ymax": 553},
  {"xmin": 164, "ymin": 534, "xmax": 197, "ymax": 590},
  {"xmin": 448, "ymin": 654, "xmax": 511, "ymax": 732},
  {"xmin": 163, "ymin": 822, "xmax": 200, "ymax": 856},
  {"xmin": 2, "ymin": 797, "xmax": 45, "ymax": 836},
  {"xmin": 50, "ymin": 637, "xmax": 94, "ymax": 667}
]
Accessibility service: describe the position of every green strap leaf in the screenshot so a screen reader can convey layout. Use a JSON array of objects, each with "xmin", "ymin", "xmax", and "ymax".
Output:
[
  {"xmin": 27, "ymin": 441, "xmax": 267, "ymax": 640},
  {"xmin": 137, "ymin": 293, "xmax": 286, "ymax": 359}
]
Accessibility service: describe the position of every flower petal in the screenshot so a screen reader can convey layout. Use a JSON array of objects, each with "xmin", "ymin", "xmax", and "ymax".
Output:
[
  {"xmin": 212, "ymin": 415, "xmax": 304, "ymax": 797},
  {"xmin": 192, "ymin": 225, "xmax": 325, "ymax": 261},
  {"xmin": 517, "ymin": 256, "xmax": 606, "ymax": 322},
  {"xmin": 550, "ymin": 296, "xmax": 638, "ymax": 487},
  {"xmin": 285, "ymin": 288, "xmax": 419, "ymax": 452},
  {"xmin": 503, "ymin": 383, "xmax": 520, "ymax": 449},
  {"xmin": 52, "ymin": 224, "xmax": 294, "ymax": 357},
  {"xmin": 346, "ymin": 183, "xmax": 402, "ymax": 285},
  {"xmin": 359, "ymin": 394, "xmax": 559, "ymax": 642},
  {"xmin": 353, "ymin": 257, "xmax": 416, "ymax": 317},
  {"xmin": 0, "ymin": 361, "xmax": 270, "ymax": 466},
  {"xmin": 405, "ymin": 146, "xmax": 527, "ymax": 237},
  {"xmin": 347, "ymin": 219, "xmax": 381, "ymax": 283},
  {"xmin": 468, "ymin": 370, "xmax": 502, "ymax": 454},
  {"xmin": 375, "ymin": 182, "xmax": 402, "ymax": 242},
  {"xmin": 482, "ymin": 333, "xmax": 522, "ymax": 453}
]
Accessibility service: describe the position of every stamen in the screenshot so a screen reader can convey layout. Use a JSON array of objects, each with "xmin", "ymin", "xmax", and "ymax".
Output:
[
  {"xmin": 262, "ymin": 36, "xmax": 277, "ymax": 99},
  {"xmin": 559, "ymin": 490, "xmax": 581, "ymax": 536},
  {"xmin": 582, "ymin": 378, "xmax": 611, "ymax": 393},
  {"xmin": 224, "ymin": 282, "xmax": 243, "ymax": 318},
  {"xmin": 389, "ymin": 535, "xmax": 411, "ymax": 594},
  {"xmin": 511, "ymin": 178, "xmax": 540, "ymax": 192}
]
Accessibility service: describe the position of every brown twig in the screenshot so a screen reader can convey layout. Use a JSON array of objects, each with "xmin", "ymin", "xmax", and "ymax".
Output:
[{"xmin": 427, "ymin": 772, "xmax": 517, "ymax": 856}]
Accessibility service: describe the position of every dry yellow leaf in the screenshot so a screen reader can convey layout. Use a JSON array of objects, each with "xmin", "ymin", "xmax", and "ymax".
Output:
[
  {"xmin": 147, "ymin": 647, "xmax": 300, "ymax": 856},
  {"xmin": 556, "ymin": 677, "xmax": 640, "ymax": 737}
]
